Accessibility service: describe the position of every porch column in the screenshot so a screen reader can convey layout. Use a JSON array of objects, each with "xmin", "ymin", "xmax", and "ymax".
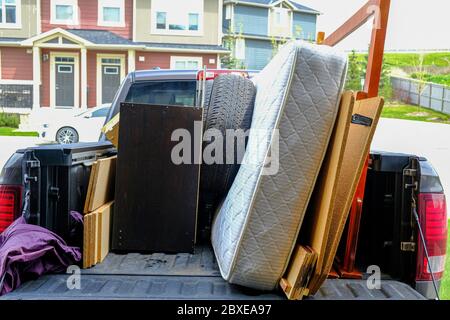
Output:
[
  {"xmin": 128, "ymin": 49, "xmax": 136, "ymax": 73},
  {"xmin": 81, "ymin": 48, "xmax": 88, "ymax": 109},
  {"xmin": 32, "ymin": 47, "xmax": 41, "ymax": 110}
]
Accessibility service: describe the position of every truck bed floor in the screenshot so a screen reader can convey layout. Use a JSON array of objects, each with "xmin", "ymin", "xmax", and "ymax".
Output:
[{"xmin": 1, "ymin": 246, "xmax": 425, "ymax": 300}]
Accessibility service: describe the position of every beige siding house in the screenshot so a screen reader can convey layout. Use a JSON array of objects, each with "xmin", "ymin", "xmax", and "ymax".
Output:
[
  {"xmin": 133, "ymin": 0, "xmax": 227, "ymax": 73},
  {"xmin": 0, "ymin": 0, "xmax": 228, "ymax": 117},
  {"xmin": 135, "ymin": 0, "xmax": 222, "ymax": 46},
  {"xmin": 0, "ymin": 0, "xmax": 38, "ymax": 39}
]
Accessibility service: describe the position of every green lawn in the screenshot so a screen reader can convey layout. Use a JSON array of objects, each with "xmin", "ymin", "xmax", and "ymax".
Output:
[
  {"xmin": 384, "ymin": 52, "xmax": 450, "ymax": 68},
  {"xmin": 0, "ymin": 127, "xmax": 38, "ymax": 137},
  {"xmin": 354, "ymin": 52, "xmax": 450, "ymax": 68},
  {"xmin": 441, "ymin": 222, "xmax": 450, "ymax": 300},
  {"xmin": 411, "ymin": 73, "xmax": 450, "ymax": 87},
  {"xmin": 381, "ymin": 104, "xmax": 450, "ymax": 124}
]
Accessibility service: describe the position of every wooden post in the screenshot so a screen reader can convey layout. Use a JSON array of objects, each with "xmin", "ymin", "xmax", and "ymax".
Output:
[
  {"xmin": 317, "ymin": 32, "xmax": 325, "ymax": 45},
  {"xmin": 364, "ymin": 0, "xmax": 391, "ymax": 98},
  {"xmin": 442, "ymin": 84, "xmax": 446, "ymax": 113},
  {"xmin": 323, "ymin": 0, "xmax": 391, "ymax": 98},
  {"xmin": 319, "ymin": 0, "xmax": 391, "ymax": 281}
]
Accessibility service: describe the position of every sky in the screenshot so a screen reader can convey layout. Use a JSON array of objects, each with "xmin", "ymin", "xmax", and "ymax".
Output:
[{"xmin": 294, "ymin": 0, "xmax": 450, "ymax": 52}]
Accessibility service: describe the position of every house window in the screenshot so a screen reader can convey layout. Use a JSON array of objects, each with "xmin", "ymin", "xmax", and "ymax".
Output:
[
  {"xmin": 51, "ymin": 0, "xmax": 78, "ymax": 25},
  {"xmin": 56, "ymin": 5, "xmax": 72, "ymax": 20},
  {"xmin": 275, "ymin": 12, "xmax": 281, "ymax": 24},
  {"xmin": 151, "ymin": 0, "xmax": 203, "ymax": 36},
  {"xmin": 98, "ymin": 0, "xmax": 124, "ymax": 27},
  {"xmin": 170, "ymin": 56, "xmax": 203, "ymax": 70},
  {"xmin": 156, "ymin": 11, "xmax": 166, "ymax": 29},
  {"xmin": 273, "ymin": 7, "xmax": 289, "ymax": 27},
  {"xmin": 0, "ymin": 0, "xmax": 21, "ymax": 28},
  {"xmin": 235, "ymin": 38, "xmax": 245, "ymax": 60},
  {"xmin": 104, "ymin": 66, "xmax": 119, "ymax": 74},
  {"xmin": 188, "ymin": 13, "xmax": 199, "ymax": 31},
  {"xmin": 55, "ymin": 57, "xmax": 75, "ymax": 63},
  {"xmin": 101, "ymin": 58, "xmax": 121, "ymax": 64},
  {"xmin": 57, "ymin": 65, "xmax": 73, "ymax": 73},
  {"xmin": 225, "ymin": 4, "xmax": 231, "ymax": 20}
]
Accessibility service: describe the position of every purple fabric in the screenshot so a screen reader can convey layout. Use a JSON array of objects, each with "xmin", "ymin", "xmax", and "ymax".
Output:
[{"xmin": 0, "ymin": 216, "xmax": 82, "ymax": 296}]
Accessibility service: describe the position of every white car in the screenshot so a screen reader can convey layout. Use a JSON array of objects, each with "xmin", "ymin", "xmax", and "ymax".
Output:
[{"xmin": 38, "ymin": 106, "xmax": 110, "ymax": 144}]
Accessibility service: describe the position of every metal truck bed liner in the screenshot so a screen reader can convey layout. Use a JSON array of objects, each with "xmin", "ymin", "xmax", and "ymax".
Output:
[
  {"xmin": 1, "ymin": 247, "xmax": 424, "ymax": 300},
  {"xmin": 1, "ymin": 275, "xmax": 424, "ymax": 300}
]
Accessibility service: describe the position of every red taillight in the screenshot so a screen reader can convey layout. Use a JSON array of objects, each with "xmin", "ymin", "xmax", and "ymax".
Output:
[
  {"xmin": 416, "ymin": 193, "xmax": 448, "ymax": 281},
  {"xmin": 0, "ymin": 185, "xmax": 22, "ymax": 233}
]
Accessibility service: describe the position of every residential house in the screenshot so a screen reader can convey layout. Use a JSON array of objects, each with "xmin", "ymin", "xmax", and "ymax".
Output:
[
  {"xmin": 223, "ymin": 0, "xmax": 319, "ymax": 70},
  {"xmin": 0, "ymin": 0, "xmax": 227, "ymax": 115}
]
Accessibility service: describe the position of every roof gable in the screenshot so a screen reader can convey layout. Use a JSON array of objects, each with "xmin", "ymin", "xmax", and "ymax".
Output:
[
  {"xmin": 225, "ymin": 0, "xmax": 320, "ymax": 14},
  {"xmin": 21, "ymin": 28, "xmax": 92, "ymax": 46}
]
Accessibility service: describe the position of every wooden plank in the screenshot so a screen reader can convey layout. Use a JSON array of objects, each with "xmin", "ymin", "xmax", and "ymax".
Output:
[
  {"xmin": 84, "ymin": 156, "xmax": 116, "ymax": 214},
  {"xmin": 280, "ymin": 246, "xmax": 317, "ymax": 300},
  {"xmin": 95, "ymin": 201, "xmax": 113, "ymax": 264},
  {"xmin": 323, "ymin": 0, "xmax": 380, "ymax": 47},
  {"xmin": 364, "ymin": 0, "xmax": 391, "ymax": 98},
  {"xmin": 322, "ymin": 0, "xmax": 391, "ymax": 98},
  {"xmin": 102, "ymin": 113, "xmax": 120, "ymax": 148},
  {"xmin": 82, "ymin": 213, "xmax": 90, "ymax": 269},
  {"xmin": 298, "ymin": 92, "xmax": 355, "ymax": 291},
  {"xmin": 88, "ymin": 213, "xmax": 95, "ymax": 268},
  {"xmin": 83, "ymin": 161, "xmax": 98, "ymax": 214},
  {"xmin": 310, "ymin": 96, "xmax": 384, "ymax": 294},
  {"xmin": 91, "ymin": 211, "xmax": 99, "ymax": 266},
  {"xmin": 112, "ymin": 103, "xmax": 202, "ymax": 253},
  {"xmin": 83, "ymin": 213, "xmax": 95, "ymax": 269}
]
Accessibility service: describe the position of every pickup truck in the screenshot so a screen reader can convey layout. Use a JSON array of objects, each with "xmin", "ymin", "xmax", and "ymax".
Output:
[{"xmin": 0, "ymin": 69, "xmax": 446, "ymax": 300}]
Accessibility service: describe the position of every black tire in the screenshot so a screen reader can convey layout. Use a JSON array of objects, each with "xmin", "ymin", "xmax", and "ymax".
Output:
[
  {"xmin": 198, "ymin": 74, "xmax": 256, "ymax": 241},
  {"xmin": 202, "ymin": 79, "xmax": 214, "ymax": 127},
  {"xmin": 56, "ymin": 127, "xmax": 79, "ymax": 144}
]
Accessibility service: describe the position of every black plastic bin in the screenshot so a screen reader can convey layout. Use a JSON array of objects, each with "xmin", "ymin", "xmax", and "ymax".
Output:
[{"xmin": 21, "ymin": 142, "xmax": 116, "ymax": 245}]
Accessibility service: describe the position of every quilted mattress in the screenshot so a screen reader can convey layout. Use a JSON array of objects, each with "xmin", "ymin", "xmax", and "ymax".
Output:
[{"xmin": 211, "ymin": 41, "xmax": 348, "ymax": 290}]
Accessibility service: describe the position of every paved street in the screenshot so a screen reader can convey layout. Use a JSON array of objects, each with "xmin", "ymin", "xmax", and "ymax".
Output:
[
  {"xmin": 1, "ymin": 118, "xmax": 449, "ymax": 216},
  {"xmin": 372, "ymin": 118, "xmax": 450, "ymax": 216},
  {"xmin": 0, "ymin": 136, "xmax": 39, "ymax": 170}
]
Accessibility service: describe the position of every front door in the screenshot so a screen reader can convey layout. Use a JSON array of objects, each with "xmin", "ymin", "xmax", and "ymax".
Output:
[
  {"xmin": 102, "ymin": 63, "xmax": 121, "ymax": 104},
  {"xmin": 55, "ymin": 58, "xmax": 75, "ymax": 107}
]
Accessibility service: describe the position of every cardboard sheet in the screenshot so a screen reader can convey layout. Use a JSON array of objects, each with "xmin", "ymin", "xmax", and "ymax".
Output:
[
  {"xmin": 82, "ymin": 202, "xmax": 114, "ymax": 268},
  {"xmin": 84, "ymin": 156, "xmax": 116, "ymax": 214},
  {"xmin": 82, "ymin": 213, "xmax": 92, "ymax": 269},
  {"xmin": 280, "ymin": 246, "xmax": 317, "ymax": 300},
  {"xmin": 102, "ymin": 113, "xmax": 120, "ymax": 148},
  {"xmin": 311, "ymin": 96, "xmax": 384, "ymax": 293},
  {"xmin": 95, "ymin": 201, "xmax": 113, "ymax": 263},
  {"xmin": 298, "ymin": 92, "xmax": 355, "ymax": 291}
]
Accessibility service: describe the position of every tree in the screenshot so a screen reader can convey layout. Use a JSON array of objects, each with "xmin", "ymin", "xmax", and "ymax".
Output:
[
  {"xmin": 270, "ymin": 24, "xmax": 304, "ymax": 57},
  {"xmin": 346, "ymin": 50, "xmax": 362, "ymax": 91},
  {"xmin": 410, "ymin": 53, "xmax": 426, "ymax": 111},
  {"xmin": 347, "ymin": 50, "xmax": 393, "ymax": 101},
  {"xmin": 378, "ymin": 56, "xmax": 393, "ymax": 100},
  {"xmin": 221, "ymin": 24, "xmax": 245, "ymax": 70}
]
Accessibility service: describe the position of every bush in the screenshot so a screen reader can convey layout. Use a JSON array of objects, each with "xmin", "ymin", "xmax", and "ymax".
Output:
[{"xmin": 0, "ymin": 113, "xmax": 20, "ymax": 128}]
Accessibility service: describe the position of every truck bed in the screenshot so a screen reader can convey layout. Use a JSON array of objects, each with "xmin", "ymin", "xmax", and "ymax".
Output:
[{"xmin": 1, "ymin": 246, "xmax": 425, "ymax": 300}]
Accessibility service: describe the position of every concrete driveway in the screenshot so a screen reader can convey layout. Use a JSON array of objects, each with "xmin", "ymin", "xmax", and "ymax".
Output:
[
  {"xmin": 0, "ymin": 136, "xmax": 39, "ymax": 170},
  {"xmin": 372, "ymin": 118, "xmax": 450, "ymax": 216}
]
